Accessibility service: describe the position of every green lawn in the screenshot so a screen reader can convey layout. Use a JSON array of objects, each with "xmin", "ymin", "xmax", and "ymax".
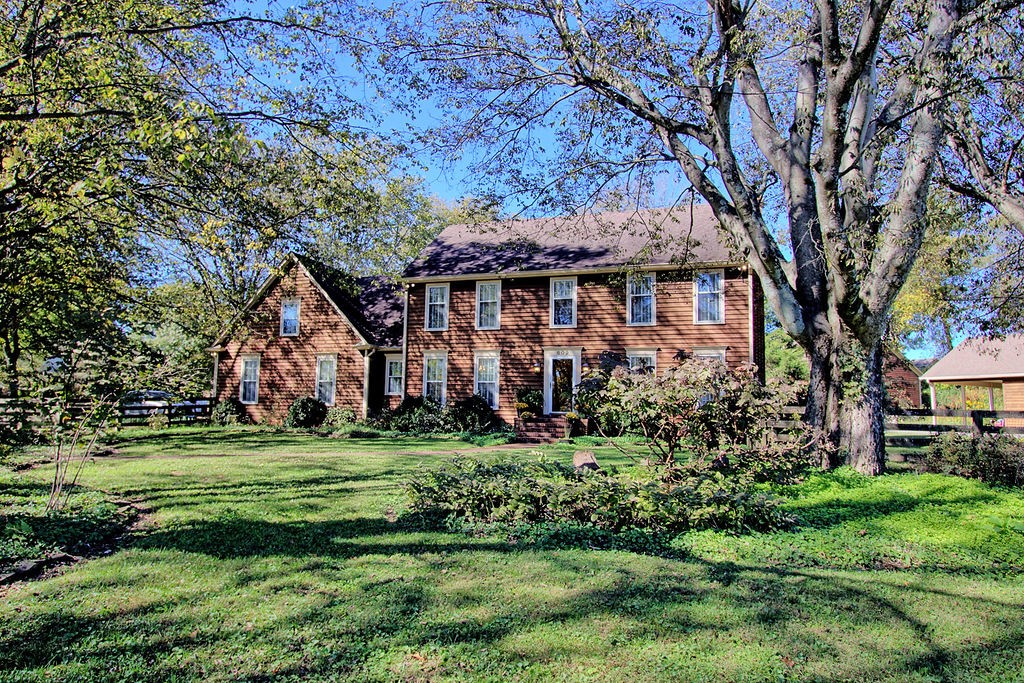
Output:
[{"xmin": 2, "ymin": 427, "xmax": 1024, "ymax": 682}]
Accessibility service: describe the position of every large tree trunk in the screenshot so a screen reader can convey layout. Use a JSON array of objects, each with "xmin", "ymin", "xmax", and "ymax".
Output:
[{"xmin": 804, "ymin": 328, "xmax": 886, "ymax": 475}]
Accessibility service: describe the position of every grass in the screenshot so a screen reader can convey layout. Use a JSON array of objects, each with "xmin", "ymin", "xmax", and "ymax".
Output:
[{"xmin": 0, "ymin": 426, "xmax": 1023, "ymax": 682}]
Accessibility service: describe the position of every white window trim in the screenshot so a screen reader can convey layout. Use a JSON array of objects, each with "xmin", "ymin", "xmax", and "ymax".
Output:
[
  {"xmin": 238, "ymin": 354, "xmax": 261, "ymax": 405},
  {"xmin": 475, "ymin": 281, "xmax": 501, "ymax": 331},
  {"xmin": 693, "ymin": 269, "xmax": 726, "ymax": 325},
  {"xmin": 626, "ymin": 272, "xmax": 656, "ymax": 326},
  {"xmin": 280, "ymin": 298, "xmax": 301, "ymax": 336},
  {"xmin": 315, "ymin": 354, "xmax": 337, "ymax": 406},
  {"xmin": 625, "ymin": 347, "xmax": 658, "ymax": 373},
  {"xmin": 550, "ymin": 276, "xmax": 578, "ymax": 329},
  {"xmin": 425, "ymin": 283, "xmax": 450, "ymax": 331},
  {"xmin": 474, "ymin": 350, "xmax": 501, "ymax": 409},
  {"xmin": 693, "ymin": 346, "xmax": 728, "ymax": 364},
  {"xmin": 423, "ymin": 350, "xmax": 448, "ymax": 405},
  {"xmin": 385, "ymin": 353, "xmax": 404, "ymax": 396}
]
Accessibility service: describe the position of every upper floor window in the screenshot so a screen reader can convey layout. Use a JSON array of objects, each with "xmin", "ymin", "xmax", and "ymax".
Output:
[
  {"xmin": 315, "ymin": 354, "xmax": 337, "ymax": 406},
  {"xmin": 239, "ymin": 354, "xmax": 260, "ymax": 405},
  {"xmin": 550, "ymin": 277, "xmax": 577, "ymax": 328},
  {"xmin": 474, "ymin": 351, "xmax": 500, "ymax": 409},
  {"xmin": 627, "ymin": 273, "xmax": 655, "ymax": 325},
  {"xmin": 626, "ymin": 349, "xmax": 657, "ymax": 374},
  {"xmin": 423, "ymin": 350, "xmax": 448, "ymax": 404},
  {"xmin": 280, "ymin": 298, "xmax": 300, "ymax": 336},
  {"xmin": 695, "ymin": 270, "xmax": 724, "ymax": 324},
  {"xmin": 476, "ymin": 281, "xmax": 501, "ymax": 330},
  {"xmin": 425, "ymin": 284, "xmax": 449, "ymax": 331},
  {"xmin": 385, "ymin": 354, "xmax": 404, "ymax": 396}
]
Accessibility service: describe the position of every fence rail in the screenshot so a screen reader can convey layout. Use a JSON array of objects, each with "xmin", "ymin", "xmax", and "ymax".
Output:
[
  {"xmin": 779, "ymin": 406, "xmax": 1024, "ymax": 440},
  {"xmin": 0, "ymin": 397, "xmax": 213, "ymax": 429}
]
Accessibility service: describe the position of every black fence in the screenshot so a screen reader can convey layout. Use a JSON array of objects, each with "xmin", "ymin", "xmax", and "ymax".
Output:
[{"xmin": 0, "ymin": 397, "xmax": 213, "ymax": 430}]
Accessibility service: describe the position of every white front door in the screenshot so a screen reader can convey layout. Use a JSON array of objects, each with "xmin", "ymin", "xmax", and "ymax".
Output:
[{"xmin": 543, "ymin": 348, "xmax": 581, "ymax": 414}]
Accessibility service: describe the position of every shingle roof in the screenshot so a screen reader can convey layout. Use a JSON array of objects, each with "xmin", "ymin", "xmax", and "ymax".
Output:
[
  {"xmin": 297, "ymin": 256, "xmax": 405, "ymax": 348},
  {"xmin": 920, "ymin": 334, "xmax": 1024, "ymax": 382},
  {"xmin": 402, "ymin": 205, "xmax": 738, "ymax": 280}
]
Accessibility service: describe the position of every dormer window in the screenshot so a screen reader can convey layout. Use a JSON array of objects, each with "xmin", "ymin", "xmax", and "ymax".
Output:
[
  {"xmin": 425, "ymin": 284, "xmax": 449, "ymax": 331},
  {"xmin": 627, "ymin": 273, "xmax": 655, "ymax": 325},
  {"xmin": 550, "ymin": 277, "xmax": 577, "ymax": 328},
  {"xmin": 280, "ymin": 298, "xmax": 300, "ymax": 336}
]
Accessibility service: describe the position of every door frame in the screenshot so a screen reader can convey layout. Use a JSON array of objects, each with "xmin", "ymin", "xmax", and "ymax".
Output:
[{"xmin": 543, "ymin": 347, "xmax": 582, "ymax": 415}]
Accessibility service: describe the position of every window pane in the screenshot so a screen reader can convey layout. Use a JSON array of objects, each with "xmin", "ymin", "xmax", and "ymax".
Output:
[
  {"xmin": 697, "ymin": 292, "xmax": 721, "ymax": 322},
  {"xmin": 553, "ymin": 299, "xmax": 574, "ymax": 325},
  {"xmin": 697, "ymin": 272, "xmax": 721, "ymax": 293},
  {"xmin": 630, "ymin": 275, "xmax": 652, "ymax": 296},
  {"xmin": 387, "ymin": 359, "xmax": 403, "ymax": 395},
  {"xmin": 630, "ymin": 296, "xmax": 652, "ymax": 324},
  {"xmin": 478, "ymin": 301, "xmax": 497, "ymax": 328},
  {"xmin": 553, "ymin": 279, "xmax": 574, "ymax": 298},
  {"xmin": 281, "ymin": 301, "xmax": 299, "ymax": 335}
]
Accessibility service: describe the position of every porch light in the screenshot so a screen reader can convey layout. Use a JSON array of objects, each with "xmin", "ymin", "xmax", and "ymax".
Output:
[{"xmin": 530, "ymin": 361, "xmax": 542, "ymax": 374}]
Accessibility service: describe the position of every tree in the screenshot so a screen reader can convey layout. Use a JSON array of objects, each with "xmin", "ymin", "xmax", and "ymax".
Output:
[
  {"xmin": 890, "ymin": 191, "xmax": 1024, "ymax": 355},
  {"xmin": 0, "ymin": 0, "xmax": 369, "ymax": 394},
  {"xmin": 376, "ymin": 0, "xmax": 1024, "ymax": 473}
]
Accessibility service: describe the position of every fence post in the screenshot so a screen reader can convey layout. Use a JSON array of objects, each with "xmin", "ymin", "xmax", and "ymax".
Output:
[{"xmin": 971, "ymin": 411, "xmax": 984, "ymax": 435}]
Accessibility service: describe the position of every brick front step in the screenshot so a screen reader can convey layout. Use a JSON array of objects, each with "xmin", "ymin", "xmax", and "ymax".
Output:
[{"xmin": 514, "ymin": 417, "xmax": 568, "ymax": 444}]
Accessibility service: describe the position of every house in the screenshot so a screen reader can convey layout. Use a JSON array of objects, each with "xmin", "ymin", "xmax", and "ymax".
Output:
[
  {"xmin": 919, "ymin": 334, "xmax": 1024, "ymax": 424},
  {"xmin": 884, "ymin": 351, "xmax": 923, "ymax": 408},
  {"xmin": 400, "ymin": 206, "xmax": 766, "ymax": 428},
  {"xmin": 209, "ymin": 255, "xmax": 404, "ymax": 424}
]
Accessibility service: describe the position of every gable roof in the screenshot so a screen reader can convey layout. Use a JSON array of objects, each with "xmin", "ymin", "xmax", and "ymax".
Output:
[
  {"xmin": 920, "ymin": 334, "xmax": 1024, "ymax": 383},
  {"xmin": 211, "ymin": 254, "xmax": 404, "ymax": 350},
  {"xmin": 402, "ymin": 205, "xmax": 739, "ymax": 281}
]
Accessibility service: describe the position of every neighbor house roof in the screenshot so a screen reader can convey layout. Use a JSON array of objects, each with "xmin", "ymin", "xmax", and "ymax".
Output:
[
  {"xmin": 210, "ymin": 254, "xmax": 404, "ymax": 350},
  {"xmin": 920, "ymin": 334, "xmax": 1024, "ymax": 383},
  {"xmin": 402, "ymin": 205, "xmax": 739, "ymax": 281}
]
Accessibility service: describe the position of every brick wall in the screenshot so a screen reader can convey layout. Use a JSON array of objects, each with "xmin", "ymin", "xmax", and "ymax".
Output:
[
  {"xmin": 404, "ymin": 268, "xmax": 759, "ymax": 423},
  {"xmin": 215, "ymin": 266, "xmax": 370, "ymax": 424}
]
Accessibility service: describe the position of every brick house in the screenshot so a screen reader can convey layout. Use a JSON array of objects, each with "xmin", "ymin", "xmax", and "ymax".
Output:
[
  {"xmin": 209, "ymin": 255, "xmax": 404, "ymax": 423},
  {"xmin": 400, "ymin": 206, "xmax": 766, "ymax": 427}
]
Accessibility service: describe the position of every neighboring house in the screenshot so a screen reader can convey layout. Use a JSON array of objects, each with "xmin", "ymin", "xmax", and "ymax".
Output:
[
  {"xmin": 400, "ymin": 206, "xmax": 766, "ymax": 425},
  {"xmin": 920, "ymin": 334, "xmax": 1024, "ymax": 424},
  {"xmin": 884, "ymin": 351, "xmax": 923, "ymax": 408},
  {"xmin": 209, "ymin": 255, "xmax": 404, "ymax": 424}
]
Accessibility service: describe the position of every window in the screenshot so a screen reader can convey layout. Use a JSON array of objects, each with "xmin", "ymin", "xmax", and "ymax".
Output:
[
  {"xmin": 476, "ymin": 281, "xmax": 501, "ymax": 330},
  {"xmin": 423, "ymin": 351, "xmax": 448, "ymax": 404},
  {"xmin": 693, "ymin": 347, "xmax": 727, "ymax": 364},
  {"xmin": 385, "ymin": 354, "xmax": 404, "ymax": 396},
  {"xmin": 626, "ymin": 349, "xmax": 657, "ymax": 374},
  {"xmin": 695, "ymin": 270, "xmax": 724, "ymax": 324},
  {"xmin": 474, "ymin": 351, "xmax": 500, "ymax": 409},
  {"xmin": 239, "ymin": 355, "xmax": 260, "ymax": 404},
  {"xmin": 280, "ymin": 298, "xmax": 300, "ymax": 336},
  {"xmin": 550, "ymin": 277, "xmax": 577, "ymax": 327},
  {"xmin": 315, "ymin": 355, "xmax": 337, "ymax": 405},
  {"xmin": 627, "ymin": 273, "xmax": 655, "ymax": 325},
  {"xmin": 425, "ymin": 284, "xmax": 449, "ymax": 331}
]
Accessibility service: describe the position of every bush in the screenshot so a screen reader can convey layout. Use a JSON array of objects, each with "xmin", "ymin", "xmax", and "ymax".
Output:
[
  {"xmin": 323, "ymin": 406, "xmax": 358, "ymax": 429},
  {"xmin": 146, "ymin": 413, "xmax": 169, "ymax": 430},
  {"xmin": 924, "ymin": 432, "xmax": 1024, "ymax": 486},
  {"xmin": 448, "ymin": 395, "xmax": 502, "ymax": 434},
  {"xmin": 211, "ymin": 398, "xmax": 247, "ymax": 426},
  {"xmin": 374, "ymin": 395, "xmax": 504, "ymax": 435},
  {"xmin": 405, "ymin": 455, "xmax": 793, "ymax": 534},
  {"xmin": 515, "ymin": 388, "xmax": 543, "ymax": 415},
  {"xmin": 284, "ymin": 396, "xmax": 328, "ymax": 428}
]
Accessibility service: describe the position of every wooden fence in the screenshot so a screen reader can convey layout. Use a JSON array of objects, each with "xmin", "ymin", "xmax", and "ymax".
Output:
[
  {"xmin": 777, "ymin": 406, "xmax": 1024, "ymax": 446},
  {"xmin": 0, "ymin": 397, "xmax": 213, "ymax": 430}
]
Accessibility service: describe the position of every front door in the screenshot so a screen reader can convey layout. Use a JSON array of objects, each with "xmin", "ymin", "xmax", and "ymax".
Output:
[{"xmin": 544, "ymin": 348, "xmax": 581, "ymax": 414}]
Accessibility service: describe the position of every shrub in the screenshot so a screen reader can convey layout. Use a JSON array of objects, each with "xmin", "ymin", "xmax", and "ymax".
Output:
[
  {"xmin": 374, "ymin": 395, "xmax": 504, "ymax": 435},
  {"xmin": 284, "ymin": 396, "xmax": 328, "ymax": 428},
  {"xmin": 448, "ymin": 395, "xmax": 502, "ymax": 434},
  {"xmin": 405, "ymin": 455, "xmax": 793, "ymax": 534},
  {"xmin": 924, "ymin": 432, "xmax": 1024, "ymax": 486},
  {"xmin": 323, "ymin": 406, "xmax": 358, "ymax": 429},
  {"xmin": 211, "ymin": 398, "xmax": 247, "ymax": 426},
  {"xmin": 515, "ymin": 388, "xmax": 543, "ymax": 415},
  {"xmin": 146, "ymin": 413, "xmax": 169, "ymax": 430}
]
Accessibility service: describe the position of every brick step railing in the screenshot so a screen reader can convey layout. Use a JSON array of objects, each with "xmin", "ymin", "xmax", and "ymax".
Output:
[{"xmin": 514, "ymin": 416, "xmax": 568, "ymax": 443}]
